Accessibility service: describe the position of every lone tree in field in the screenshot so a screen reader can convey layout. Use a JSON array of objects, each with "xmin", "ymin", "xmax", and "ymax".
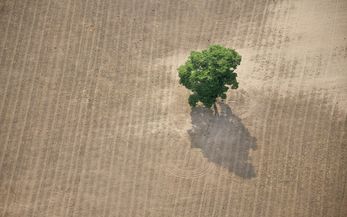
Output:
[{"xmin": 178, "ymin": 45, "xmax": 241, "ymax": 110}]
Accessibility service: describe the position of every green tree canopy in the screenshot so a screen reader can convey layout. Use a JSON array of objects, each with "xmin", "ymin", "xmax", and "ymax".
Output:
[{"xmin": 178, "ymin": 45, "xmax": 242, "ymax": 108}]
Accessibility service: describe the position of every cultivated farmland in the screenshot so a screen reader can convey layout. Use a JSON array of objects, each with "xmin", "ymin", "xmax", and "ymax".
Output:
[{"xmin": 0, "ymin": 0, "xmax": 346, "ymax": 216}]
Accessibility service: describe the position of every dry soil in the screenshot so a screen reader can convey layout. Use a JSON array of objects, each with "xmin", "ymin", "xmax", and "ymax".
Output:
[{"xmin": 0, "ymin": 0, "xmax": 346, "ymax": 216}]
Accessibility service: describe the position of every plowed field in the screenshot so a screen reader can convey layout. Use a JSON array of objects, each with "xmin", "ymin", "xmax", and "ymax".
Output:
[{"xmin": 0, "ymin": 0, "xmax": 346, "ymax": 216}]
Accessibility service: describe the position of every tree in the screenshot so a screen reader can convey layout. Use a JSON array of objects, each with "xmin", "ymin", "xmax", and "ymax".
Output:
[{"xmin": 178, "ymin": 44, "xmax": 242, "ymax": 109}]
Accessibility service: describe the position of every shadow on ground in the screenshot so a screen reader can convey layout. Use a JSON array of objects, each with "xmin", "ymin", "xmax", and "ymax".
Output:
[{"xmin": 188, "ymin": 102, "xmax": 257, "ymax": 179}]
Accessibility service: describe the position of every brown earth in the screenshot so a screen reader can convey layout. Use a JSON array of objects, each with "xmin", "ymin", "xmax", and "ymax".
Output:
[{"xmin": 0, "ymin": 0, "xmax": 346, "ymax": 216}]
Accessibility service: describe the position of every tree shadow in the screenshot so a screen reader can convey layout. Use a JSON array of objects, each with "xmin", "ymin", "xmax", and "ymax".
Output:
[{"xmin": 188, "ymin": 102, "xmax": 257, "ymax": 179}]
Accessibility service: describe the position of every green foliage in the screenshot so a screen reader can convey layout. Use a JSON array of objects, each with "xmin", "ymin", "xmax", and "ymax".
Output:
[{"xmin": 178, "ymin": 45, "xmax": 241, "ymax": 108}]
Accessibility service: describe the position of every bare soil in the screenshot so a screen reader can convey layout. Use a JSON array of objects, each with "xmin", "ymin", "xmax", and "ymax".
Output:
[{"xmin": 0, "ymin": 0, "xmax": 346, "ymax": 216}]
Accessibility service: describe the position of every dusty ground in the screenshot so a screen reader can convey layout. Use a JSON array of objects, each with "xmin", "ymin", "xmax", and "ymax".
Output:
[{"xmin": 0, "ymin": 0, "xmax": 346, "ymax": 216}]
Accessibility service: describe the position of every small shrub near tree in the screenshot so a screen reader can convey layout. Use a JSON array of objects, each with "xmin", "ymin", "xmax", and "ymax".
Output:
[{"xmin": 178, "ymin": 45, "xmax": 242, "ymax": 110}]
